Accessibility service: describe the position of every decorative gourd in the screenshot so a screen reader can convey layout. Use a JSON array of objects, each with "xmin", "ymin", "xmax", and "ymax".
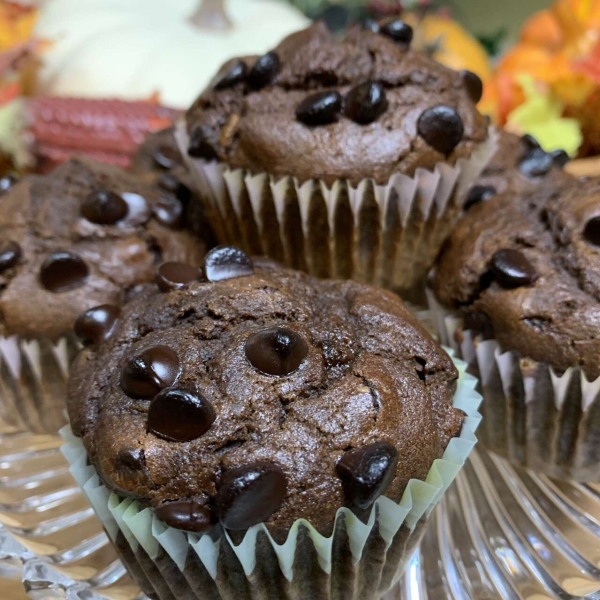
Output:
[{"xmin": 34, "ymin": 0, "xmax": 309, "ymax": 109}]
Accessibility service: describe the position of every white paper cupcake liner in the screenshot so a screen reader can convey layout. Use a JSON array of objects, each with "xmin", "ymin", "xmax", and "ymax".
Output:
[
  {"xmin": 427, "ymin": 293, "xmax": 600, "ymax": 481},
  {"xmin": 175, "ymin": 121, "xmax": 498, "ymax": 300},
  {"xmin": 0, "ymin": 334, "xmax": 78, "ymax": 434},
  {"xmin": 61, "ymin": 352, "xmax": 481, "ymax": 600}
]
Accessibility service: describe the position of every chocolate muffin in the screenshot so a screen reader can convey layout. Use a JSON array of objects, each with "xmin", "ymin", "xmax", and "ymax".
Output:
[
  {"xmin": 179, "ymin": 21, "xmax": 495, "ymax": 297},
  {"xmin": 433, "ymin": 176, "xmax": 600, "ymax": 479}
]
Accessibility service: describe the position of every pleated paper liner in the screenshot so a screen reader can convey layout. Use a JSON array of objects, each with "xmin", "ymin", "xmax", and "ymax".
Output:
[
  {"xmin": 0, "ymin": 335, "xmax": 79, "ymax": 434},
  {"xmin": 428, "ymin": 294, "xmax": 600, "ymax": 482},
  {"xmin": 61, "ymin": 353, "xmax": 481, "ymax": 600},
  {"xmin": 175, "ymin": 122, "xmax": 498, "ymax": 301}
]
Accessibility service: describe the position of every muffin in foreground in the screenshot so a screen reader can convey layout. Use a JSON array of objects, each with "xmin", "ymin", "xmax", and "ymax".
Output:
[
  {"xmin": 177, "ymin": 20, "xmax": 496, "ymax": 299},
  {"xmin": 0, "ymin": 157, "xmax": 206, "ymax": 433},
  {"xmin": 64, "ymin": 247, "xmax": 481, "ymax": 600},
  {"xmin": 432, "ymin": 175, "xmax": 600, "ymax": 480}
]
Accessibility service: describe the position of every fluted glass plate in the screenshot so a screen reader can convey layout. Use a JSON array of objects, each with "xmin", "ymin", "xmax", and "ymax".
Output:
[{"xmin": 1, "ymin": 427, "xmax": 600, "ymax": 600}]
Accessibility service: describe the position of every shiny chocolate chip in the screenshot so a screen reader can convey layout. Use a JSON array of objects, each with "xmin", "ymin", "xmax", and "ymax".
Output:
[
  {"xmin": 81, "ymin": 190, "xmax": 129, "ymax": 225},
  {"xmin": 461, "ymin": 70, "xmax": 483, "ymax": 104},
  {"xmin": 491, "ymin": 249, "xmax": 538, "ymax": 288},
  {"xmin": 464, "ymin": 185, "xmax": 497, "ymax": 210},
  {"xmin": 148, "ymin": 387, "xmax": 216, "ymax": 442},
  {"xmin": 296, "ymin": 91, "xmax": 343, "ymax": 126},
  {"xmin": 248, "ymin": 52, "xmax": 280, "ymax": 90},
  {"xmin": 152, "ymin": 145, "xmax": 181, "ymax": 170},
  {"xmin": 380, "ymin": 19, "xmax": 413, "ymax": 44},
  {"xmin": 158, "ymin": 174, "xmax": 192, "ymax": 203},
  {"xmin": 584, "ymin": 216, "xmax": 600, "ymax": 247},
  {"xmin": 245, "ymin": 327, "xmax": 308, "ymax": 376},
  {"xmin": 156, "ymin": 500, "xmax": 213, "ymax": 533},
  {"xmin": 345, "ymin": 81, "xmax": 388, "ymax": 125},
  {"xmin": 216, "ymin": 462, "xmax": 287, "ymax": 530},
  {"xmin": 153, "ymin": 196, "xmax": 183, "ymax": 229},
  {"xmin": 204, "ymin": 246, "xmax": 254, "ymax": 282},
  {"xmin": 214, "ymin": 60, "xmax": 248, "ymax": 90},
  {"xmin": 418, "ymin": 106, "xmax": 464, "ymax": 155},
  {"xmin": 0, "ymin": 241, "xmax": 21, "ymax": 273},
  {"xmin": 336, "ymin": 441, "xmax": 398, "ymax": 509},
  {"xmin": 0, "ymin": 172, "xmax": 18, "ymax": 195},
  {"xmin": 550, "ymin": 149, "xmax": 569, "ymax": 167},
  {"xmin": 118, "ymin": 447, "xmax": 145, "ymax": 470},
  {"xmin": 120, "ymin": 345, "xmax": 181, "ymax": 399},
  {"xmin": 521, "ymin": 134, "xmax": 541, "ymax": 151},
  {"xmin": 519, "ymin": 148, "xmax": 553, "ymax": 178},
  {"xmin": 156, "ymin": 262, "xmax": 200, "ymax": 292},
  {"xmin": 40, "ymin": 252, "xmax": 89, "ymax": 292},
  {"xmin": 74, "ymin": 304, "xmax": 121, "ymax": 346},
  {"xmin": 188, "ymin": 126, "xmax": 218, "ymax": 160}
]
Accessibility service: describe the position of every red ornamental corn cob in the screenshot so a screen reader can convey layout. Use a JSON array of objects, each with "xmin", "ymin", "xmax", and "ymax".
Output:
[{"xmin": 26, "ymin": 96, "xmax": 182, "ymax": 172}]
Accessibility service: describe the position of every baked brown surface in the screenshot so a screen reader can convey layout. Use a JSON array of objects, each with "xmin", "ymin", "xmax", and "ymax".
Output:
[
  {"xmin": 0, "ymin": 157, "xmax": 205, "ymax": 339},
  {"xmin": 434, "ymin": 176, "xmax": 600, "ymax": 379},
  {"xmin": 186, "ymin": 22, "xmax": 488, "ymax": 186},
  {"xmin": 68, "ymin": 253, "xmax": 463, "ymax": 535}
]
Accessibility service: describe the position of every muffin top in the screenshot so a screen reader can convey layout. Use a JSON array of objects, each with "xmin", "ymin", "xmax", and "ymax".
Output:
[
  {"xmin": 434, "ymin": 177, "xmax": 600, "ymax": 379},
  {"xmin": 463, "ymin": 130, "xmax": 573, "ymax": 210},
  {"xmin": 186, "ymin": 21, "xmax": 489, "ymax": 186},
  {"xmin": 68, "ymin": 248, "xmax": 463, "ymax": 535},
  {"xmin": 0, "ymin": 157, "xmax": 205, "ymax": 339}
]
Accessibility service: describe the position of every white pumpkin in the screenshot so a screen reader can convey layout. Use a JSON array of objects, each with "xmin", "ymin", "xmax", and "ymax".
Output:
[{"xmin": 34, "ymin": 0, "xmax": 310, "ymax": 109}]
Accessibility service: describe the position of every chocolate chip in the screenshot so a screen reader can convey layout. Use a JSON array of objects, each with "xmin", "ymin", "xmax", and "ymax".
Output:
[
  {"xmin": 0, "ymin": 172, "xmax": 18, "ymax": 195},
  {"xmin": 120, "ymin": 345, "xmax": 181, "ymax": 399},
  {"xmin": 418, "ymin": 106, "xmax": 464, "ymax": 155},
  {"xmin": 153, "ymin": 196, "xmax": 183, "ymax": 229},
  {"xmin": 464, "ymin": 185, "xmax": 497, "ymax": 210},
  {"xmin": 0, "ymin": 241, "xmax": 21, "ymax": 273},
  {"xmin": 40, "ymin": 252, "xmax": 89, "ymax": 292},
  {"xmin": 148, "ymin": 387, "xmax": 216, "ymax": 442},
  {"xmin": 336, "ymin": 441, "xmax": 398, "ymax": 509},
  {"xmin": 380, "ymin": 20, "xmax": 413, "ymax": 44},
  {"xmin": 522, "ymin": 134, "xmax": 540, "ymax": 151},
  {"xmin": 156, "ymin": 262, "xmax": 201, "ymax": 292},
  {"xmin": 156, "ymin": 500, "xmax": 213, "ymax": 533},
  {"xmin": 245, "ymin": 327, "xmax": 308, "ymax": 376},
  {"xmin": 216, "ymin": 462, "xmax": 287, "ymax": 530},
  {"xmin": 157, "ymin": 174, "xmax": 192, "ymax": 203},
  {"xmin": 74, "ymin": 304, "xmax": 121, "ymax": 346},
  {"xmin": 550, "ymin": 149, "xmax": 569, "ymax": 167},
  {"xmin": 519, "ymin": 148, "xmax": 553, "ymax": 178},
  {"xmin": 345, "ymin": 81, "xmax": 388, "ymax": 125},
  {"xmin": 584, "ymin": 216, "xmax": 600, "ymax": 246},
  {"xmin": 491, "ymin": 249, "xmax": 538, "ymax": 288},
  {"xmin": 188, "ymin": 126, "xmax": 218, "ymax": 160},
  {"xmin": 152, "ymin": 145, "xmax": 181, "ymax": 170},
  {"xmin": 248, "ymin": 52, "xmax": 280, "ymax": 90},
  {"xmin": 296, "ymin": 91, "xmax": 343, "ymax": 126},
  {"xmin": 81, "ymin": 190, "xmax": 129, "ymax": 225},
  {"xmin": 461, "ymin": 70, "xmax": 483, "ymax": 104},
  {"xmin": 118, "ymin": 447, "xmax": 145, "ymax": 470},
  {"xmin": 204, "ymin": 246, "xmax": 254, "ymax": 282},
  {"xmin": 214, "ymin": 60, "xmax": 248, "ymax": 90}
]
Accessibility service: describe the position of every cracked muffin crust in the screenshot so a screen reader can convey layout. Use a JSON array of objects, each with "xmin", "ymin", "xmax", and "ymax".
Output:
[
  {"xmin": 185, "ymin": 21, "xmax": 489, "ymax": 186},
  {"xmin": 0, "ymin": 157, "xmax": 205, "ymax": 339},
  {"xmin": 68, "ymin": 248, "xmax": 464, "ymax": 535},
  {"xmin": 434, "ymin": 177, "xmax": 600, "ymax": 379}
]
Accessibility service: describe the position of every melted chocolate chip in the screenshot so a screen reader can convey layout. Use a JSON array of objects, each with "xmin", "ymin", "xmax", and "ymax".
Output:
[
  {"xmin": 118, "ymin": 447, "xmax": 145, "ymax": 470},
  {"xmin": 81, "ymin": 190, "xmax": 129, "ymax": 225},
  {"xmin": 248, "ymin": 52, "xmax": 280, "ymax": 90},
  {"xmin": 345, "ymin": 81, "xmax": 388, "ymax": 125},
  {"xmin": 120, "ymin": 345, "xmax": 181, "ymax": 399},
  {"xmin": 336, "ymin": 441, "xmax": 398, "ymax": 509},
  {"xmin": 584, "ymin": 216, "xmax": 600, "ymax": 247},
  {"xmin": 522, "ymin": 134, "xmax": 541, "ymax": 151},
  {"xmin": 74, "ymin": 304, "xmax": 121, "ymax": 346},
  {"xmin": 418, "ymin": 106, "xmax": 464, "ymax": 155},
  {"xmin": 0, "ymin": 172, "xmax": 18, "ymax": 195},
  {"xmin": 461, "ymin": 70, "xmax": 483, "ymax": 104},
  {"xmin": 214, "ymin": 60, "xmax": 248, "ymax": 90},
  {"xmin": 519, "ymin": 148, "xmax": 553, "ymax": 178},
  {"xmin": 245, "ymin": 327, "xmax": 308, "ymax": 376},
  {"xmin": 40, "ymin": 252, "xmax": 89, "ymax": 292},
  {"xmin": 296, "ymin": 91, "xmax": 343, "ymax": 126},
  {"xmin": 188, "ymin": 126, "xmax": 218, "ymax": 160},
  {"xmin": 0, "ymin": 241, "xmax": 21, "ymax": 273},
  {"xmin": 156, "ymin": 262, "xmax": 201, "ymax": 292},
  {"xmin": 550, "ymin": 149, "xmax": 569, "ymax": 167},
  {"xmin": 491, "ymin": 249, "xmax": 538, "ymax": 288},
  {"xmin": 464, "ymin": 185, "xmax": 497, "ymax": 210},
  {"xmin": 153, "ymin": 196, "xmax": 183, "ymax": 229},
  {"xmin": 381, "ymin": 19, "xmax": 413, "ymax": 44},
  {"xmin": 152, "ymin": 145, "xmax": 181, "ymax": 170},
  {"xmin": 158, "ymin": 174, "xmax": 192, "ymax": 203},
  {"xmin": 216, "ymin": 462, "xmax": 287, "ymax": 530},
  {"xmin": 148, "ymin": 387, "xmax": 216, "ymax": 442},
  {"xmin": 155, "ymin": 501, "xmax": 213, "ymax": 533},
  {"xmin": 204, "ymin": 246, "xmax": 254, "ymax": 282}
]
